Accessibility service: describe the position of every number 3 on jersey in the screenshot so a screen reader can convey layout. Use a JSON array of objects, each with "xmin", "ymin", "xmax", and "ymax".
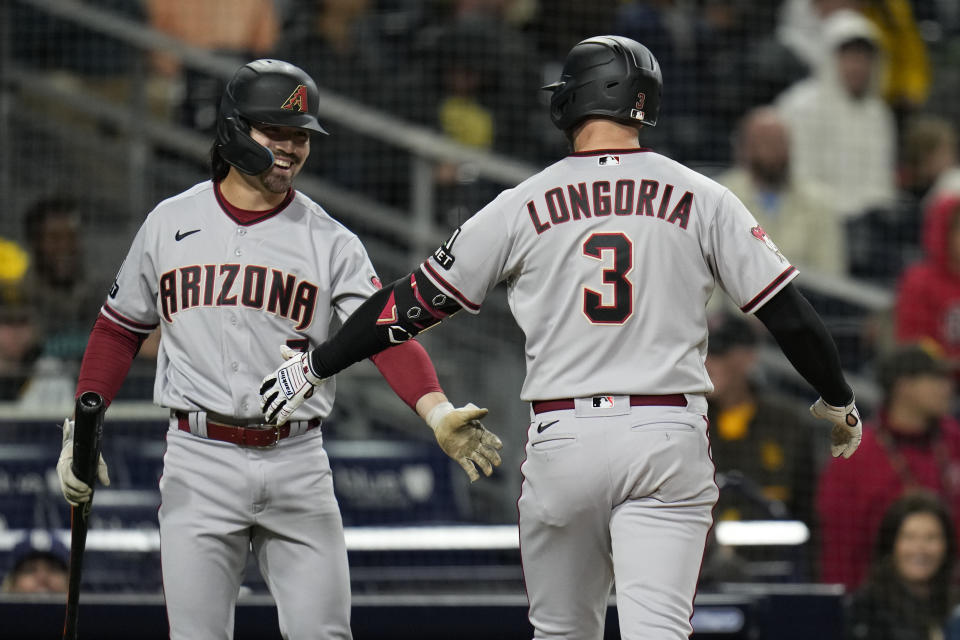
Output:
[{"xmin": 582, "ymin": 232, "xmax": 633, "ymax": 325}]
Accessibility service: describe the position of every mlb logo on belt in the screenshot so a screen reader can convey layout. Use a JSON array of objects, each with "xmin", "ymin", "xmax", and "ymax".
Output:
[{"xmin": 592, "ymin": 396, "xmax": 615, "ymax": 408}]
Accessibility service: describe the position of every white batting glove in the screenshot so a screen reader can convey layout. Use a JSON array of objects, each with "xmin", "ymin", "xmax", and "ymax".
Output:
[
  {"xmin": 426, "ymin": 402, "xmax": 503, "ymax": 482},
  {"xmin": 810, "ymin": 396, "xmax": 862, "ymax": 459},
  {"xmin": 56, "ymin": 418, "xmax": 110, "ymax": 506},
  {"xmin": 260, "ymin": 345, "xmax": 325, "ymax": 426}
]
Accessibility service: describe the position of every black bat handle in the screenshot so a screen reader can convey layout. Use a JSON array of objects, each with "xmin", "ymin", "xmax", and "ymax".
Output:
[{"xmin": 63, "ymin": 391, "xmax": 105, "ymax": 640}]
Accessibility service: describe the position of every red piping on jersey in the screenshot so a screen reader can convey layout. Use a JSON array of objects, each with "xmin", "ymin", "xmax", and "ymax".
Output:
[
  {"xmin": 213, "ymin": 181, "xmax": 295, "ymax": 226},
  {"xmin": 568, "ymin": 148, "xmax": 651, "ymax": 157},
  {"xmin": 740, "ymin": 266, "xmax": 798, "ymax": 314},
  {"xmin": 422, "ymin": 261, "xmax": 481, "ymax": 311},
  {"xmin": 102, "ymin": 302, "xmax": 159, "ymax": 332}
]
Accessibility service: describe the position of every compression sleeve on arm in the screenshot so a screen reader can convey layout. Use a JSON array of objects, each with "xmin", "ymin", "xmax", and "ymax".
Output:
[
  {"xmin": 753, "ymin": 283, "xmax": 853, "ymax": 406},
  {"xmin": 310, "ymin": 268, "xmax": 463, "ymax": 380},
  {"xmin": 75, "ymin": 313, "xmax": 147, "ymax": 407},
  {"xmin": 370, "ymin": 340, "xmax": 443, "ymax": 411}
]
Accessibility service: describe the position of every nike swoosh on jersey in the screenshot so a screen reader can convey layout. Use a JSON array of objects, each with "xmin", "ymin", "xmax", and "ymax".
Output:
[
  {"xmin": 175, "ymin": 229, "xmax": 201, "ymax": 241},
  {"xmin": 536, "ymin": 420, "xmax": 559, "ymax": 433}
]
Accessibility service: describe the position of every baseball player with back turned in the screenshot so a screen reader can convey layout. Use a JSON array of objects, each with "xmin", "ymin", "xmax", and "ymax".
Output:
[
  {"xmin": 54, "ymin": 59, "xmax": 502, "ymax": 640},
  {"xmin": 260, "ymin": 37, "xmax": 863, "ymax": 639}
]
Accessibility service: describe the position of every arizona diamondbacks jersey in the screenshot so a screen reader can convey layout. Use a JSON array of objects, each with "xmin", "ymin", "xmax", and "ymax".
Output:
[
  {"xmin": 419, "ymin": 148, "xmax": 797, "ymax": 401},
  {"xmin": 103, "ymin": 181, "xmax": 380, "ymax": 419}
]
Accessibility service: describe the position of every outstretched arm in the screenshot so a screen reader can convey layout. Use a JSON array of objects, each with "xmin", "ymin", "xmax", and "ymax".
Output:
[
  {"xmin": 258, "ymin": 268, "xmax": 502, "ymax": 480},
  {"xmin": 753, "ymin": 283, "xmax": 861, "ymax": 458}
]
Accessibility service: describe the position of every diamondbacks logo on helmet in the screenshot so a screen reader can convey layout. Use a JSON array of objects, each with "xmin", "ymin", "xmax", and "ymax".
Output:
[{"xmin": 281, "ymin": 85, "xmax": 309, "ymax": 112}]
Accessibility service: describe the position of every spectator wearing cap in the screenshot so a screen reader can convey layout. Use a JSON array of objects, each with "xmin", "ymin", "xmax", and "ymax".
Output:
[
  {"xmin": 706, "ymin": 312, "xmax": 824, "ymax": 530},
  {"xmin": 817, "ymin": 344, "xmax": 960, "ymax": 590},
  {"xmin": 1, "ymin": 531, "xmax": 69, "ymax": 594}
]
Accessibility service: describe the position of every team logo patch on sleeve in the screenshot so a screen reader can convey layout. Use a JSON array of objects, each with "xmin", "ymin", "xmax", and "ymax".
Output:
[{"xmin": 750, "ymin": 225, "xmax": 786, "ymax": 262}]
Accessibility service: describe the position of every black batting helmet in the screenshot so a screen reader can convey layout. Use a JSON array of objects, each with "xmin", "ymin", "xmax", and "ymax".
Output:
[
  {"xmin": 216, "ymin": 59, "xmax": 327, "ymax": 175},
  {"xmin": 543, "ymin": 36, "xmax": 662, "ymax": 133}
]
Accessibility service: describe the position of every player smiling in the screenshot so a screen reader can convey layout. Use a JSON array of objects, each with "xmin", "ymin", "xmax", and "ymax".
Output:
[{"xmin": 56, "ymin": 58, "xmax": 502, "ymax": 640}]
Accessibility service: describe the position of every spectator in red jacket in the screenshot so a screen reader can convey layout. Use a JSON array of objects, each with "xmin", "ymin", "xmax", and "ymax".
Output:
[
  {"xmin": 895, "ymin": 194, "xmax": 960, "ymax": 373},
  {"xmin": 817, "ymin": 344, "xmax": 960, "ymax": 590}
]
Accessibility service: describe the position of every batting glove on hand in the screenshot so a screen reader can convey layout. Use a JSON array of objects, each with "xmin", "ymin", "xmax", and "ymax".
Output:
[
  {"xmin": 260, "ymin": 345, "xmax": 325, "ymax": 426},
  {"xmin": 810, "ymin": 397, "xmax": 862, "ymax": 459},
  {"xmin": 426, "ymin": 402, "xmax": 503, "ymax": 482},
  {"xmin": 56, "ymin": 418, "xmax": 110, "ymax": 506}
]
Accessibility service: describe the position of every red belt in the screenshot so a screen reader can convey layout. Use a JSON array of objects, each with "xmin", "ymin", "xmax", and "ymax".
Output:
[
  {"xmin": 531, "ymin": 394, "xmax": 687, "ymax": 415},
  {"xmin": 175, "ymin": 411, "xmax": 320, "ymax": 447}
]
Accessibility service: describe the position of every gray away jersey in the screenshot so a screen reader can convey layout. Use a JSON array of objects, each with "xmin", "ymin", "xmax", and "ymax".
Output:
[
  {"xmin": 103, "ymin": 181, "xmax": 381, "ymax": 420},
  {"xmin": 419, "ymin": 149, "xmax": 797, "ymax": 401}
]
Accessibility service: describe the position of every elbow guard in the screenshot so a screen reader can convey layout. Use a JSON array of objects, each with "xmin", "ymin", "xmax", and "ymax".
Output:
[
  {"xmin": 378, "ymin": 268, "xmax": 463, "ymax": 343},
  {"xmin": 309, "ymin": 267, "xmax": 467, "ymax": 380}
]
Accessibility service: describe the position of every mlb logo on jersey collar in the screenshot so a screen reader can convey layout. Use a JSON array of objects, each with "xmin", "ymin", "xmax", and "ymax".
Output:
[{"xmin": 598, "ymin": 155, "xmax": 621, "ymax": 166}]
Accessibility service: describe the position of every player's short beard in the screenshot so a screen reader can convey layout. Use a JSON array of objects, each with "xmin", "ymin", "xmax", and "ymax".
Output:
[
  {"xmin": 259, "ymin": 154, "xmax": 300, "ymax": 193},
  {"xmin": 260, "ymin": 169, "xmax": 294, "ymax": 193}
]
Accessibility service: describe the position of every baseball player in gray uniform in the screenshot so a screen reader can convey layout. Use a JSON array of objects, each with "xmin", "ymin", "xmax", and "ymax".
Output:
[
  {"xmin": 55, "ymin": 59, "xmax": 502, "ymax": 640},
  {"xmin": 259, "ymin": 38, "xmax": 862, "ymax": 639}
]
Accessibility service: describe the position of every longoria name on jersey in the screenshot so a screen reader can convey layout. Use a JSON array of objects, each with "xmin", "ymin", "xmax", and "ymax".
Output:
[
  {"xmin": 526, "ymin": 178, "xmax": 694, "ymax": 234},
  {"xmin": 158, "ymin": 263, "xmax": 318, "ymax": 329}
]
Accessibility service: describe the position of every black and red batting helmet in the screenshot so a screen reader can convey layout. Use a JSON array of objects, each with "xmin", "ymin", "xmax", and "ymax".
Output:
[
  {"xmin": 543, "ymin": 36, "xmax": 662, "ymax": 133},
  {"xmin": 216, "ymin": 59, "xmax": 327, "ymax": 175}
]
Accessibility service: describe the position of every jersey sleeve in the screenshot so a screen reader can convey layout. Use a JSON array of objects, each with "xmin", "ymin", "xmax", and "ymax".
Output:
[
  {"xmin": 101, "ymin": 218, "xmax": 162, "ymax": 334},
  {"xmin": 418, "ymin": 195, "xmax": 513, "ymax": 315},
  {"xmin": 330, "ymin": 235, "xmax": 381, "ymax": 322},
  {"xmin": 706, "ymin": 189, "xmax": 799, "ymax": 314}
]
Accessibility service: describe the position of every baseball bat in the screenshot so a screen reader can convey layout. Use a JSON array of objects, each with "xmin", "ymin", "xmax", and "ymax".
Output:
[{"xmin": 62, "ymin": 391, "xmax": 105, "ymax": 640}]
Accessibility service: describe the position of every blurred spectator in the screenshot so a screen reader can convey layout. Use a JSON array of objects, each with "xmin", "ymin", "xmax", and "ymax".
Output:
[
  {"xmin": 817, "ymin": 344, "xmax": 960, "ymax": 590},
  {"xmin": 776, "ymin": 9, "xmax": 896, "ymax": 221},
  {"xmin": 718, "ymin": 107, "xmax": 846, "ymax": 275},
  {"xmin": 0, "ymin": 236, "xmax": 29, "ymax": 295},
  {"xmin": 776, "ymin": 0, "xmax": 861, "ymax": 72},
  {"xmin": 845, "ymin": 491, "xmax": 957, "ymax": 640},
  {"xmin": 278, "ymin": 0, "xmax": 405, "ymax": 202},
  {"xmin": 706, "ymin": 312, "xmax": 822, "ymax": 529},
  {"xmin": 0, "ymin": 531, "xmax": 69, "ymax": 594},
  {"xmin": 895, "ymin": 194, "xmax": 960, "ymax": 372},
  {"xmin": 409, "ymin": 3, "xmax": 542, "ymax": 221},
  {"xmin": 11, "ymin": 0, "xmax": 149, "ymax": 130},
  {"xmin": 901, "ymin": 115, "xmax": 960, "ymax": 205},
  {"xmin": 279, "ymin": 0, "xmax": 387, "ymax": 104},
  {"xmin": 860, "ymin": 0, "xmax": 932, "ymax": 116},
  {"xmin": 21, "ymin": 197, "xmax": 107, "ymax": 362},
  {"xmin": 0, "ymin": 297, "xmax": 42, "ymax": 402},
  {"xmin": 529, "ymin": 0, "xmax": 618, "ymax": 60},
  {"xmin": 612, "ymin": 1, "xmax": 699, "ymax": 159},
  {"xmin": 146, "ymin": 0, "xmax": 279, "ymax": 132}
]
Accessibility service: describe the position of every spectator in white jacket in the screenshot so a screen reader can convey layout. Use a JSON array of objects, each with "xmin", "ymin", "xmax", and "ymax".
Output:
[{"xmin": 776, "ymin": 9, "xmax": 896, "ymax": 221}]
